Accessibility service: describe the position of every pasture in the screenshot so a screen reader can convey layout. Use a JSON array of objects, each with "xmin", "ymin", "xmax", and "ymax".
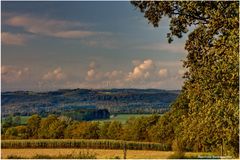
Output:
[{"xmin": 99, "ymin": 113, "xmax": 154, "ymax": 123}]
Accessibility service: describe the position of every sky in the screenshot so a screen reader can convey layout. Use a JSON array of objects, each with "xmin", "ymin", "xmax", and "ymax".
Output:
[{"xmin": 1, "ymin": 1, "xmax": 188, "ymax": 91}]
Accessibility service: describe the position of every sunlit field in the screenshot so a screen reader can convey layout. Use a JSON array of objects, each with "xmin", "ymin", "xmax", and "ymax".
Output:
[{"xmin": 1, "ymin": 149, "xmax": 214, "ymax": 159}]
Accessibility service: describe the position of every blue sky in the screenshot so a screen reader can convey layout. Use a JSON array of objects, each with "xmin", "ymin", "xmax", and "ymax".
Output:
[{"xmin": 2, "ymin": 1, "xmax": 187, "ymax": 91}]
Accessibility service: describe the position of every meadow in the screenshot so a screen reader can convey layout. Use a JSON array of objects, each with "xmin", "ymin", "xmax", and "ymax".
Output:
[
  {"xmin": 2, "ymin": 116, "xmax": 30, "ymax": 125},
  {"xmin": 98, "ymin": 113, "xmax": 153, "ymax": 123},
  {"xmin": 3, "ymin": 114, "xmax": 153, "ymax": 125}
]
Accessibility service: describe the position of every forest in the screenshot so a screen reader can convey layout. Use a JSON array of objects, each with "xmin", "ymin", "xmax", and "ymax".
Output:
[{"xmin": 1, "ymin": 89, "xmax": 178, "ymax": 117}]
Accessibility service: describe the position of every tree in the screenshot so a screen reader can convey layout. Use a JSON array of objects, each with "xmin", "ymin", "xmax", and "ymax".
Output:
[
  {"xmin": 123, "ymin": 115, "xmax": 160, "ymax": 141},
  {"xmin": 27, "ymin": 114, "xmax": 41, "ymax": 138},
  {"xmin": 5, "ymin": 127, "xmax": 17, "ymax": 139},
  {"xmin": 107, "ymin": 121, "xmax": 123, "ymax": 140},
  {"xmin": 2, "ymin": 115, "xmax": 14, "ymax": 134},
  {"xmin": 70, "ymin": 122, "xmax": 100, "ymax": 139},
  {"xmin": 38, "ymin": 114, "xmax": 58, "ymax": 139},
  {"xmin": 48, "ymin": 116, "xmax": 70, "ymax": 139},
  {"xmin": 131, "ymin": 1, "xmax": 239, "ymax": 156},
  {"xmin": 15, "ymin": 126, "xmax": 29, "ymax": 139},
  {"xmin": 99, "ymin": 121, "xmax": 111, "ymax": 139}
]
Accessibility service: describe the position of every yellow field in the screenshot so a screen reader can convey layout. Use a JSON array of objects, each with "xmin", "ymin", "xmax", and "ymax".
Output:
[{"xmin": 1, "ymin": 149, "xmax": 213, "ymax": 159}]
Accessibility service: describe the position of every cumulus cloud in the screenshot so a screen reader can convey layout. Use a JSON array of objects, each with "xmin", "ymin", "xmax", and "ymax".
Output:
[
  {"xmin": 4, "ymin": 14, "xmax": 106, "ymax": 39},
  {"xmin": 86, "ymin": 61, "xmax": 102, "ymax": 81},
  {"xmin": 127, "ymin": 59, "xmax": 155, "ymax": 81},
  {"xmin": 87, "ymin": 69, "xmax": 95, "ymax": 79},
  {"xmin": 158, "ymin": 68, "xmax": 168, "ymax": 77},
  {"xmin": 1, "ymin": 65, "xmax": 29, "ymax": 83},
  {"xmin": 86, "ymin": 61, "xmax": 125, "ymax": 83},
  {"xmin": 42, "ymin": 67, "xmax": 66, "ymax": 81},
  {"xmin": 2, "ymin": 32, "xmax": 28, "ymax": 45}
]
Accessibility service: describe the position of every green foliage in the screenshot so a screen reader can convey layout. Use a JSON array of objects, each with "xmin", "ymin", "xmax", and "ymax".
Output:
[
  {"xmin": 123, "ymin": 115, "xmax": 160, "ymax": 141},
  {"xmin": 107, "ymin": 121, "xmax": 123, "ymax": 140},
  {"xmin": 38, "ymin": 114, "xmax": 58, "ymax": 139},
  {"xmin": 2, "ymin": 115, "xmax": 14, "ymax": 134},
  {"xmin": 5, "ymin": 127, "xmax": 18, "ymax": 138},
  {"xmin": 27, "ymin": 114, "xmax": 41, "ymax": 138},
  {"xmin": 131, "ymin": 1, "xmax": 239, "ymax": 157},
  {"xmin": 99, "ymin": 121, "xmax": 111, "ymax": 139},
  {"xmin": 15, "ymin": 126, "xmax": 29, "ymax": 139},
  {"xmin": 70, "ymin": 122, "xmax": 100, "ymax": 139},
  {"xmin": 48, "ymin": 117, "xmax": 68, "ymax": 139}
]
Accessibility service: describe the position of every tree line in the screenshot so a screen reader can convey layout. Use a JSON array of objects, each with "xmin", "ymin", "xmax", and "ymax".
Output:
[{"xmin": 2, "ymin": 114, "xmax": 161, "ymax": 141}]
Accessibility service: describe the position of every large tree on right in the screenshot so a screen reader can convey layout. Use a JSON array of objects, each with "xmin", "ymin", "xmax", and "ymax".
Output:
[{"xmin": 131, "ymin": 1, "xmax": 239, "ymax": 157}]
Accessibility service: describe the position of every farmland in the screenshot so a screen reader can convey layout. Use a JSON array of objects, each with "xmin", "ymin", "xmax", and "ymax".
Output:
[
  {"xmin": 2, "ymin": 114, "xmax": 155, "ymax": 125},
  {"xmin": 1, "ymin": 149, "xmax": 214, "ymax": 159},
  {"xmin": 2, "ymin": 116, "xmax": 30, "ymax": 125},
  {"xmin": 1, "ymin": 139, "xmax": 170, "ymax": 151},
  {"xmin": 97, "ymin": 113, "xmax": 154, "ymax": 123}
]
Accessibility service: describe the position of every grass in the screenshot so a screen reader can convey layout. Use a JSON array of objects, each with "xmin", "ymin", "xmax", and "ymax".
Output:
[
  {"xmin": 2, "ymin": 116, "xmax": 31, "ymax": 125},
  {"xmin": 3, "ymin": 114, "xmax": 155, "ymax": 125},
  {"xmin": 98, "ymin": 114, "xmax": 154, "ymax": 123},
  {"xmin": 18, "ymin": 116, "xmax": 30, "ymax": 124},
  {"xmin": 2, "ymin": 149, "xmax": 214, "ymax": 159}
]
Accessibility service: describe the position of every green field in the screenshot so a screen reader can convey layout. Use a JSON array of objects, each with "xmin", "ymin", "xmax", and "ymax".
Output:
[
  {"xmin": 2, "ymin": 116, "xmax": 31, "ymax": 125},
  {"xmin": 2, "ymin": 114, "xmax": 156, "ymax": 125},
  {"xmin": 110, "ymin": 114, "xmax": 154, "ymax": 123},
  {"xmin": 98, "ymin": 114, "xmax": 155, "ymax": 123}
]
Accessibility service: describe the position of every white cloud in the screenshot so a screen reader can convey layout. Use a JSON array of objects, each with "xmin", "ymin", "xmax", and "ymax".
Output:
[
  {"xmin": 4, "ymin": 14, "xmax": 106, "ymax": 39},
  {"xmin": 87, "ymin": 69, "xmax": 95, "ymax": 79},
  {"xmin": 1, "ymin": 65, "xmax": 29, "ymax": 83},
  {"xmin": 52, "ymin": 31, "xmax": 98, "ymax": 39},
  {"xmin": 42, "ymin": 67, "xmax": 66, "ymax": 81},
  {"xmin": 127, "ymin": 59, "xmax": 155, "ymax": 81},
  {"xmin": 158, "ymin": 68, "xmax": 168, "ymax": 77},
  {"xmin": 2, "ymin": 32, "xmax": 28, "ymax": 45}
]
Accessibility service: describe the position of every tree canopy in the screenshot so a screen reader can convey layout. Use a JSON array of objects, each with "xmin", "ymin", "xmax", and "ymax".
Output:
[{"xmin": 131, "ymin": 1, "xmax": 239, "ymax": 157}]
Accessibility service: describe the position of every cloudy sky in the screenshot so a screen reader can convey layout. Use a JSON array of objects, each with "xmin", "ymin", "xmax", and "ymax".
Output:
[{"xmin": 2, "ymin": 1, "xmax": 188, "ymax": 91}]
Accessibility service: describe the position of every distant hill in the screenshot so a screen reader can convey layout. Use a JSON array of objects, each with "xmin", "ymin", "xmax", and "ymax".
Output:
[{"xmin": 1, "ymin": 89, "xmax": 180, "ymax": 117}]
